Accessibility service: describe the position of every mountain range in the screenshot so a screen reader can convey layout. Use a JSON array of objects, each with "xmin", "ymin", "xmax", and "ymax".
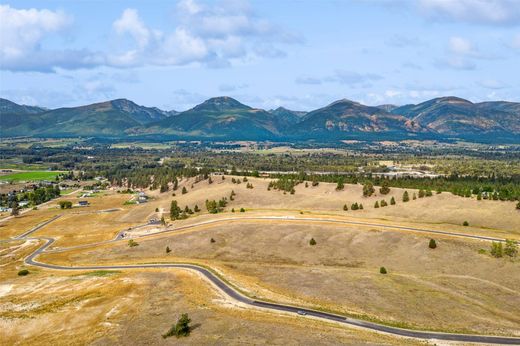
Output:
[{"xmin": 1, "ymin": 96, "xmax": 519, "ymax": 142}]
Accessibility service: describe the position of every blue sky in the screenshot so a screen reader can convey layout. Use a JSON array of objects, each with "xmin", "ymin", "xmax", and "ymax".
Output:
[{"xmin": 1, "ymin": 0, "xmax": 519, "ymax": 111}]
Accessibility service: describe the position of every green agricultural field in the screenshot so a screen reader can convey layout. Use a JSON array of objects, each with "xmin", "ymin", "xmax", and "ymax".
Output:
[{"xmin": 0, "ymin": 171, "xmax": 62, "ymax": 182}]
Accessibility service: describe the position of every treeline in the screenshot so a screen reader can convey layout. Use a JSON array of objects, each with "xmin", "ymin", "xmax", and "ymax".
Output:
[{"xmin": 266, "ymin": 173, "xmax": 520, "ymax": 201}]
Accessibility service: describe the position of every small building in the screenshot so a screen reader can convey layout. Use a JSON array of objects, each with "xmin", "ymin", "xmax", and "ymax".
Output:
[
  {"xmin": 18, "ymin": 201, "xmax": 29, "ymax": 207},
  {"xmin": 78, "ymin": 200, "xmax": 89, "ymax": 206}
]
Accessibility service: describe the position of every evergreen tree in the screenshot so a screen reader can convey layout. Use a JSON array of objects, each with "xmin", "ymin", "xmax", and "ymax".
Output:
[
  {"xmin": 343, "ymin": 204, "xmax": 348, "ymax": 211},
  {"xmin": 402, "ymin": 191, "xmax": 410, "ymax": 202},
  {"xmin": 359, "ymin": 203, "xmax": 364, "ymax": 210},
  {"xmin": 380, "ymin": 200, "xmax": 388, "ymax": 207},
  {"xmin": 182, "ymin": 186, "xmax": 188, "ymax": 194},
  {"xmin": 374, "ymin": 201, "xmax": 380, "ymax": 208},
  {"xmin": 390, "ymin": 196, "xmax": 396, "ymax": 205},
  {"xmin": 379, "ymin": 181, "xmax": 390, "ymax": 195},
  {"xmin": 309, "ymin": 238, "xmax": 317, "ymax": 246},
  {"xmin": 363, "ymin": 182, "xmax": 375, "ymax": 197},
  {"xmin": 379, "ymin": 267, "xmax": 387, "ymax": 274},
  {"xmin": 429, "ymin": 239, "xmax": 437, "ymax": 249},
  {"xmin": 418, "ymin": 189, "xmax": 425, "ymax": 198},
  {"xmin": 194, "ymin": 204, "xmax": 200, "ymax": 212},
  {"xmin": 170, "ymin": 200, "xmax": 181, "ymax": 220},
  {"xmin": 336, "ymin": 178, "xmax": 345, "ymax": 191},
  {"xmin": 166, "ymin": 246, "xmax": 171, "ymax": 253},
  {"xmin": 162, "ymin": 313, "xmax": 192, "ymax": 338}
]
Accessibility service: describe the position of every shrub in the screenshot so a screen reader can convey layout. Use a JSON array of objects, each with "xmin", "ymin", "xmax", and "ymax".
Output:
[
  {"xmin": 504, "ymin": 239, "xmax": 518, "ymax": 257},
  {"xmin": 379, "ymin": 267, "xmax": 387, "ymax": 274},
  {"xmin": 309, "ymin": 238, "xmax": 316, "ymax": 246},
  {"xmin": 210, "ymin": 238, "xmax": 216, "ymax": 243},
  {"xmin": 429, "ymin": 239, "xmax": 437, "ymax": 249},
  {"xmin": 490, "ymin": 242, "xmax": 503, "ymax": 258},
  {"xmin": 59, "ymin": 201, "xmax": 72, "ymax": 209},
  {"xmin": 128, "ymin": 239, "xmax": 139, "ymax": 247},
  {"xmin": 240, "ymin": 208, "xmax": 245, "ymax": 212},
  {"xmin": 163, "ymin": 313, "xmax": 192, "ymax": 339},
  {"xmin": 18, "ymin": 269, "xmax": 29, "ymax": 276},
  {"xmin": 463, "ymin": 221, "xmax": 469, "ymax": 226}
]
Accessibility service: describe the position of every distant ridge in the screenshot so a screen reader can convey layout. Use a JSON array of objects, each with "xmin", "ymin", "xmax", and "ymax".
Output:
[{"xmin": 0, "ymin": 96, "xmax": 518, "ymax": 142}]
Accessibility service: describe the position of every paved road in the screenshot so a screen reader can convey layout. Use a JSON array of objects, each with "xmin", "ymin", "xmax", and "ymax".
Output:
[
  {"xmin": 23, "ymin": 236, "xmax": 520, "ymax": 344},
  {"xmin": 14, "ymin": 215, "xmax": 62, "ymax": 239}
]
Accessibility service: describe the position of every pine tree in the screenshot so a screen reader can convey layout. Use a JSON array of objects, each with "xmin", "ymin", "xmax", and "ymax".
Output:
[
  {"xmin": 343, "ymin": 204, "xmax": 348, "ymax": 211},
  {"xmin": 429, "ymin": 239, "xmax": 437, "ymax": 249},
  {"xmin": 374, "ymin": 201, "xmax": 380, "ymax": 208},
  {"xmin": 363, "ymin": 182, "xmax": 375, "ymax": 197},
  {"xmin": 309, "ymin": 238, "xmax": 317, "ymax": 246},
  {"xmin": 379, "ymin": 181, "xmax": 390, "ymax": 195},
  {"xmin": 402, "ymin": 191, "xmax": 409, "ymax": 202},
  {"xmin": 182, "ymin": 187, "xmax": 188, "ymax": 194},
  {"xmin": 418, "ymin": 189, "xmax": 425, "ymax": 198},
  {"xmin": 379, "ymin": 267, "xmax": 387, "ymax": 274},
  {"xmin": 390, "ymin": 196, "xmax": 396, "ymax": 205}
]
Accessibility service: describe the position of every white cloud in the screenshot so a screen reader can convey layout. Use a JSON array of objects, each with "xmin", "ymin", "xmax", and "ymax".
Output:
[
  {"xmin": 449, "ymin": 37, "xmax": 474, "ymax": 55},
  {"xmin": 296, "ymin": 70, "xmax": 383, "ymax": 86},
  {"xmin": 0, "ymin": 4, "xmax": 71, "ymax": 61},
  {"xmin": 0, "ymin": 1, "xmax": 301, "ymax": 72},
  {"xmin": 419, "ymin": 0, "xmax": 520, "ymax": 25},
  {"xmin": 108, "ymin": 0, "xmax": 300, "ymax": 69},
  {"xmin": 113, "ymin": 9, "xmax": 151, "ymax": 48},
  {"xmin": 478, "ymin": 79, "xmax": 508, "ymax": 89}
]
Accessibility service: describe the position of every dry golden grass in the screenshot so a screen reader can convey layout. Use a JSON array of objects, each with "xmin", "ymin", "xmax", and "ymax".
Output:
[{"xmin": 43, "ymin": 222, "xmax": 520, "ymax": 336}]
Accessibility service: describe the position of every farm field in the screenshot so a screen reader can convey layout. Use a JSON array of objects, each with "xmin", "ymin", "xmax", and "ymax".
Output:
[{"xmin": 0, "ymin": 171, "xmax": 63, "ymax": 182}]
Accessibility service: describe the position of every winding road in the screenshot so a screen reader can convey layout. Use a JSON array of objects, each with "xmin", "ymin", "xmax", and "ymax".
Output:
[{"xmin": 14, "ymin": 214, "xmax": 520, "ymax": 344}]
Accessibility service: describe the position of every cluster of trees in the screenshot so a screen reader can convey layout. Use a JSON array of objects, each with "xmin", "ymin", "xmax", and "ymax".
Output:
[
  {"xmin": 59, "ymin": 201, "xmax": 72, "ymax": 209},
  {"xmin": 162, "ymin": 313, "xmax": 192, "ymax": 339},
  {"xmin": 490, "ymin": 240, "xmax": 518, "ymax": 258},
  {"xmin": 268, "ymin": 177, "xmax": 300, "ymax": 194},
  {"xmin": 1, "ymin": 184, "xmax": 61, "ymax": 209},
  {"xmin": 206, "ymin": 197, "xmax": 228, "ymax": 214},
  {"xmin": 170, "ymin": 200, "xmax": 200, "ymax": 220},
  {"xmin": 363, "ymin": 182, "xmax": 375, "ymax": 197}
]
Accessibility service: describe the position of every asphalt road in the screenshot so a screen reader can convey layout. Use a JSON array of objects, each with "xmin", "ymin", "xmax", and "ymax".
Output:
[{"xmin": 24, "ymin": 236, "xmax": 520, "ymax": 345}]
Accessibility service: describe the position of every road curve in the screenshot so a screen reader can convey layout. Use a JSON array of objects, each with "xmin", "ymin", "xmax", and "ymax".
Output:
[{"xmin": 25, "ymin": 237, "xmax": 520, "ymax": 345}]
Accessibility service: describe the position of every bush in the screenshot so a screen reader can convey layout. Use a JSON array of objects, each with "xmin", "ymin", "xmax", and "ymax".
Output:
[
  {"xmin": 504, "ymin": 239, "xmax": 518, "ymax": 257},
  {"xmin": 379, "ymin": 181, "xmax": 390, "ymax": 195},
  {"xmin": 463, "ymin": 221, "xmax": 469, "ymax": 226},
  {"xmin": 59, "ymin": 201, "xmax": 72, "ymax": 209},
  {"xmin": 379, "ymin": 267, "xmax": 387, "ymax": 274},
  {"xmin": 210, "ymin": 238, "xmax": 216, "ymax": 243},
  {"xmin": 163, "ymin": 313, "xmax": 192, "ymax": 338},
  {"xmin": 18, "ymin": 269, "xmax": 29, "ymax": 276},
  {"xmin": 429, "ymin": 239, "xmax": 437, "ymax": 249},
  {"xmin": 309, "ymin": 238, "xmax": 316, "ymax": 246},
  {"xmin": 128, "ymin": 239, "xmax": 139, "ymax": 247},
  {"xmin": 490, "ymin": 242, "xmax": 503, "ymax": 258},
  {"xmin": 240, "ymin": 208, "xmax": 245, "ymax": 212}
]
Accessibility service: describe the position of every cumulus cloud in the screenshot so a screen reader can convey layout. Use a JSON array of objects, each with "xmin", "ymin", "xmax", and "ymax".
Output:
[
  {"xmin": 107, "ymin": 1, "xmax": 301, "ymax": 68},
  {"xmin": 0, "ymin": 1, "xmax": 301, "ymax": 72},
  {"xmin": 418, "ymin": 0, "xmax": 520, "ymax": 25}
]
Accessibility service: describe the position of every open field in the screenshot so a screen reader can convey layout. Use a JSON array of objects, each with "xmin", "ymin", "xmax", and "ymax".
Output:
[
  {"xmin": 42, "ymin": 221, "xmax": 520, "ymax": 336},
  {"xmin": 0, "ymin": 239, "xmax": 423, "ymax": 346},
  {"xmin": 1, "ymin": 175, "xmax": 519, "ymax": 344},
  {"xmin": 0, "ymin": 171, "xmax": 63, "ymax": 182}
]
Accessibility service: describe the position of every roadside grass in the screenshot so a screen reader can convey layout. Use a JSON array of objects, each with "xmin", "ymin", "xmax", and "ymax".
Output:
[
  {"xmin": 77, "ymin": 270, "xmax": 122, "ymax": 277},
  {"xmin": 0, "ymin": 171, "xmax": 63, "ymax": 182}
]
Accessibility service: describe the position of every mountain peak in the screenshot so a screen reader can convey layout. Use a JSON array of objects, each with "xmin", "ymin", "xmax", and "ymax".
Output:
[{"xmin": 194, "ymin": 96, "xmax": 249, "ymax": 111}]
